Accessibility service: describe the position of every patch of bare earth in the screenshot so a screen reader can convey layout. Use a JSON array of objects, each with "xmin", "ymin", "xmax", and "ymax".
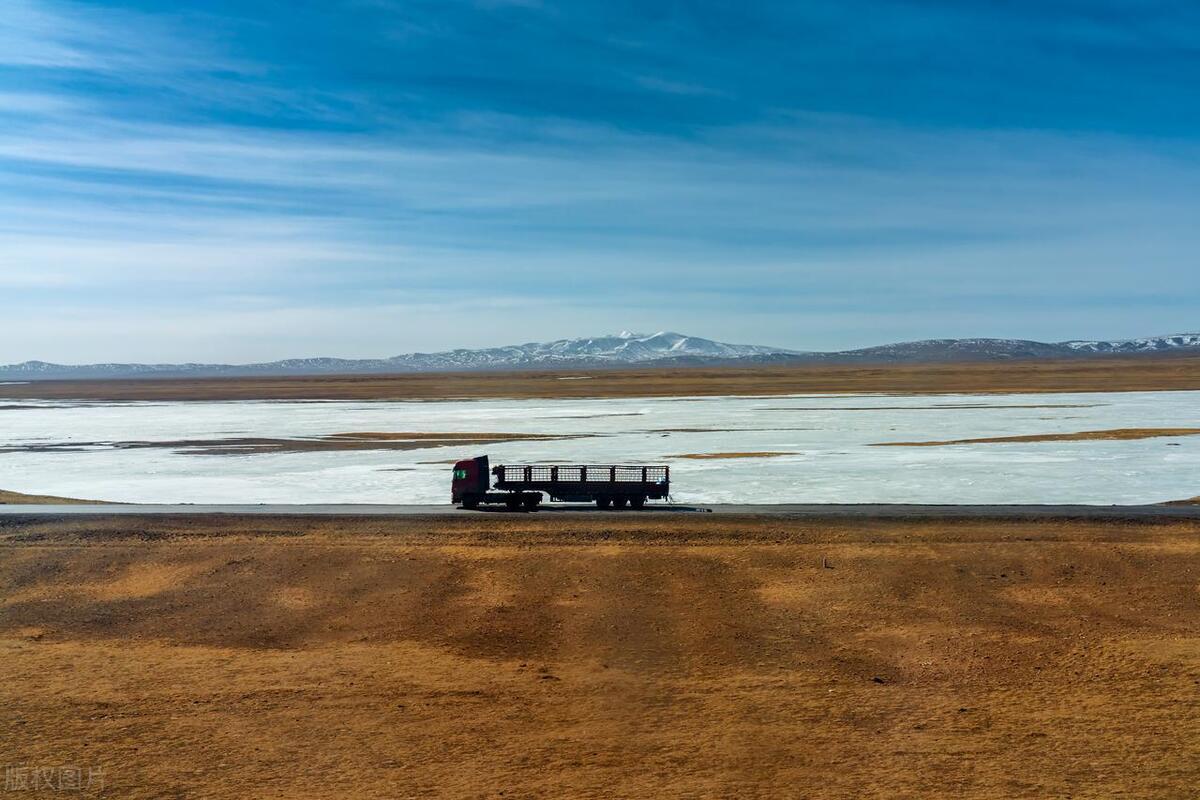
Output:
[
  {"xmin": 3, "ymin": 514, "xmax": 1198, "ymax": 798},
  {"xmin": 672, "ymin": 451, "xmax": 798, "ymax": 459},
  {"xmin": 0, "ymin": 489, "xmax": 110, "ymax": 504},
  {"xmin": 873, "ymin": 427, "xmax": 1200, "ymax": 447},
  {"xmin": 1163, "ymin": 496, "xmax": 1200, "ymax": 506},
  {"xmin": 762, "ymin": 403, "xmax": 1101, "ymax": 411},
  {"xmin": 0, "ymin": 431, "xmax": 579, "ymax": 457}
]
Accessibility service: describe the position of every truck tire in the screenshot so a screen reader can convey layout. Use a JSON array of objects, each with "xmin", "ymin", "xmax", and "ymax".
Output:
[
  {"xmin": 596, "ymin": 497, "xmax": 611, "ymax": 509},
  {"xmin": 613, "ymin": 497, "xmax": 628, "ymax": 509},
  {"xmin": 630, "ymin": 496, "xmax": 645, "ymax": 509},
  {"xmin": 522, "ymin": 495, "xmax": 540, "ymax": 510},
  {"xmin": 505, "ymin": 497, "xmax": 521, "ymax": 511},
  {"xmin": 463, "ymin": 498, "xmax": 479, "ymax": 510}
]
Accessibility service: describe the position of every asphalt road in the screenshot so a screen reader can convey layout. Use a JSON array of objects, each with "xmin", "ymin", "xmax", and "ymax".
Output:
[{"xmin": 2, "ymin": 503, "xmax": 1199, "ymax": 519}]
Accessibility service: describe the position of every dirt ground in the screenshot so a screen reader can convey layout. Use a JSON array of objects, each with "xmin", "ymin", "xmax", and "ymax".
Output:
[
  {"xmin": 1, "ymin": 432, "xmax": 578, "ymax": 458},
  {"xmin": 873, "ymin": 427, "xmax": 1200, "ymax": 447},
  {"xmin": 1, "ymin": 513, "xmax": 1198, "ymax": 799},
  {"xmin": 3, "ymin": 353, "xmax": 1200, "ymax": 401},
  {"xmin": 0, "ymin": 490, "xmax": 111, "ymax": 505}
]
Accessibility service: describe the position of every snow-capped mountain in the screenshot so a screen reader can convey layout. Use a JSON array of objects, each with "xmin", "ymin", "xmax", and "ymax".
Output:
[
  {"xmin": 1, "ymin": 330, "xmax": 1197, "ymax": 380},
  {"xmin": 390, "ymin": 331, "xmax": 795, "ymax": 370},
  {"xmin": 818, "ymin": 338, "xmax": 1069, "ymax": 362},
  {"xmin": 1061, "ymin": 333, "xmax": 1200, "ymax": 354},
  {"xmin": 809, "ymin": 333, "xmax": 1200, "ymax": 363},
  {"xmin": 0, "ymin": 332, "xmax": 801, "ymax": 379}
]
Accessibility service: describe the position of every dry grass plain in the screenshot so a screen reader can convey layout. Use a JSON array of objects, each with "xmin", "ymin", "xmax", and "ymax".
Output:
[
  {"xmin": 3, "ymin": 353, "xmax": 1200, "ymax": 401},
  {"xmin": 1, "ymin": 432, "xmax": 578, "ymax": 458},
  {"xmin": 873, "ymin": 427, "xmax": 1200, "ymax": 447},
  {"xmin": 672, "ymin": 451, "xmax": 799, "ymax": 459},
  {"xmin": 2, "ymin": 513, "xmax": 1199, "ymax": 798},
  {"xmin": 0, "ymin": 490, "xmax": 110, "ymax": 505}
]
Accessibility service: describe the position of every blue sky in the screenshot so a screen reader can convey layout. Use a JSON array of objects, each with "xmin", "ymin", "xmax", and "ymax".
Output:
[{"xmin": 1, "ymin": 0, "xmax": 1197, "ymax": 361}]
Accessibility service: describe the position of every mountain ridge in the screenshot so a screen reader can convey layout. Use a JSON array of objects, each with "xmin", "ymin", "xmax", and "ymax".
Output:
[{"xmin": 2, "ymin": 331, "xmax": 1197, "ymax": 380}]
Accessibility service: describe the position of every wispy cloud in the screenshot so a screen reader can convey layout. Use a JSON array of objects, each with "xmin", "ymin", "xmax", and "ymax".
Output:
[
  {"xmin": 0, "ymin": 0, "xmax": 96, "ymax": 68},
  {"xmin": 1, "ymin": 0, "xmax": 1198, "ymax": 361},
  {"xmin": 634, "ymin": 76, "xmax": 727, "ymax": 97}
]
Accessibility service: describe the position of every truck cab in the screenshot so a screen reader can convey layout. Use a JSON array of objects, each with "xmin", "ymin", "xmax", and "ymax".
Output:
[{"xmin": 451, "ymin": 455, "xmax": 490, "ymax": 508}]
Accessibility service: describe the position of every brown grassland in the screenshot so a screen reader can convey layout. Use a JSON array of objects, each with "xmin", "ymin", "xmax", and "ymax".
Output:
[
  {"xmin": 2, "ymin": 513, "xmax": 1199, "ymax": 798},
  {"xmin": 2, "ymin": 353, "xmax": 1200, "ymax": 401},
  {"xmin": 0, "ymin": 490, "xmax": 111, "ymax": 505},
  {"xmin": 1, "ymin": 432, "xmax": 576, "ymax": 457},
  {"xmin": 874, "ymin": 427, "xmax": 1200, "ymax": 447},
  {"xmin": 672, "ymin": 451, "xmax": 799, "ymax": 459}
]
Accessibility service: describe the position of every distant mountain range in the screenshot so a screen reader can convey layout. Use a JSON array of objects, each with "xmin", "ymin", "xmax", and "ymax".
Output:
[{"xmin": 2, "ymin": 330, "xmax": 1198, "ymax": 380}]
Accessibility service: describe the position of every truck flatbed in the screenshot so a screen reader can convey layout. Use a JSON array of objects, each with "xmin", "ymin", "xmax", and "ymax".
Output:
[{"xmin": 451, "ymin": 456, "xmax": 670, "ymax": 509}]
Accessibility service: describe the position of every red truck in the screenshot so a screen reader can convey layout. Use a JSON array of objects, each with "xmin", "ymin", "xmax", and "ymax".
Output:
[{"xmin": 451, "ymin": 455, "xmax": 669, "ymax": 510}]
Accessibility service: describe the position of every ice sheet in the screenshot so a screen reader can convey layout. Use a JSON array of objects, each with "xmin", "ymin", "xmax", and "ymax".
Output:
[{"xmin": 0, "ymin": 391, "xmax": 1197, "ymax": 504}]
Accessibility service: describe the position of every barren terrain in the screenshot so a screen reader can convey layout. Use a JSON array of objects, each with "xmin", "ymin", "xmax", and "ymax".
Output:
[
  {"xmin": 874, "ymin": 427, "xmax": 1200, "ymax": 447},
  {"xmin": 2, "ymin": 513, "xmax": 1198, "ymax": 798},
  {"xmin": 2, "ymin": 353, "xmax": 1200, "ymax": 401},
  {"xmin": 1, "ymin": 431, "xmax": 574, "ymax": 457},
  {"xmin": 0, "ymin": 489, "xmax": 109, "ymax": 505},
  {"xmin": 672, "ymin": 451, "xmax": 798, "ymax": 459}
]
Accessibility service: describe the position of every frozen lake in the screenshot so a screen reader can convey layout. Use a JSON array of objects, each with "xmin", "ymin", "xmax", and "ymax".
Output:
[{"xmin": 1, "ymin": 391, "xmax": 1197, "ymax": 504}]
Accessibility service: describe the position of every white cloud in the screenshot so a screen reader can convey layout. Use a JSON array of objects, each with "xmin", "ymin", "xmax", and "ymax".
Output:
[
  {"xmin": 2, "ymin": 2, "xmax": 1199, "ymax": 361},
  {"xmin": 0, "ymin": 0, "xmax": 97, "ymax": 68}
]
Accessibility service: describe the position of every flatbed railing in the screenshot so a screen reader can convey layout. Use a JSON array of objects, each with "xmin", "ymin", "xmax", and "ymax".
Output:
[{"xmin": 494, "ymin": 465, "xmax": 669, "ymax": 484}]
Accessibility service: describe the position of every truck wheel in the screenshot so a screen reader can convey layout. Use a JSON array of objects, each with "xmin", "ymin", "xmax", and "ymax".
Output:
[
  {"xmin": 596, "ymin": 497, "xmax": 611, "ymax": 509},
  {"xmin": 463, "ymin": 499, "xmax": 479, "ymax": 510},
  {"xmin": 613, "ymin": 497, "xmax": 629, "ymax": 509},
  {"xmin": 522, "ymin": 496, "xmax": 540, "ymax": 510},
  {"xmin": 630, "ymin": 496, "xmax": 645, "ymax": 509},
  {"xmin": 505, "ymin": 497, "xmax": 521, "ymax": 511}
]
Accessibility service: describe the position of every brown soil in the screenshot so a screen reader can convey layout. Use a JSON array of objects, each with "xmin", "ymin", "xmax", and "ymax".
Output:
[
  {"xmin": 672, "ymin": 451, "xmax": 799, "ymax": 459},
  {"xmin": 2, "ymin": 354, "xmax": 1199, "ymax": 401},
  {"xmin": 875, "ymin": 427, "xmax": 1200, "ymax": 447},
  {"xmin": 1163, "ymin": 496, "xmax": 1200, "ymax": 506},
  {"xmin": 1, "ymin": 431, "xmax": 576, "ymax": 457},
  {"xmin": 326, "ymin": 431, "xmax": 558, "ymax": 441},
  {"xmin": 2, "ymin": 513, "xmax": 1198, "ymax": 799},
  {"xmin": 763, "ymin": 403, "xmax": 1102, "ymax": 411},
  {"xmin": 0, "ymin": 489, "xmax": 110, "ymax": 504}
]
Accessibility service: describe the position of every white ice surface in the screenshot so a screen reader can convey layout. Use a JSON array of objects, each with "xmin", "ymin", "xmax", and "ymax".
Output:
[{"xmin": 0, "ymin": 391, "xmax": 1197, "ymax": 504}]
